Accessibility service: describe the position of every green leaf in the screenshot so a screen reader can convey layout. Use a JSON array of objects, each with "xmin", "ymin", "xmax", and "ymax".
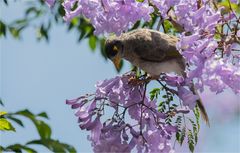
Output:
[
  {"xmin": 58, "ymin": 5, "xmax": 66, "ymax": 17},
  {"xmin": 0, "ymin": 118, "xmax": 15, "ymax": 131},
  {"xmin": 180, "ymin": 126, "xmax": 186, "ymax": 145},
  {"xmin": 37, "ymin": 112, "xmax": 49, "ymax": 119},
  {"xmin": 188, "ymin": 118, "xmax": 198, "ymax": 144},
  {"xmin": 85, "ymin": 27, "xmax": 94, "ymax": 38},
  {"xmin": 9, "ymin": 27, "xmax": 21, "ymax": 39},
  {"xmin": 163, "ymin": 20, "xmax": 173, "ymax": 33},
  {"xmin": 130, "ymin": 21, "xmax": 141, "ymax": 30},
  {"xmin": 89, "ymin": 35, "xmax": 97, "ymax": 50},
  {"xmin": 0, "ymin": 98, "xmax": 3, "ymax": 106},
  {"xmin": 71, "ymin": 18, "xmax": 78, "ymax": 26},
  {"xmin": 15, "ymin": 109, "xmax": 52, "ymax": 139},
  {"xmin": 100, "ymin": 38, "xmax": 107, "ymax": 60},
  {"xmin": 149, "ymin": 88, "xmax": 161, "ymax": 100},
  {"xmin": 78, "ymin": 30, "xmax": 86, "ymax": 41},
  {"xmin": 27, "ymin": 139, "xmax": 76, "ymax": 153},
  {"xmin": 35, "ymin": 120, "xmax": 52, "ymax": 139},
  {"xmin": 61, "ymin": 143, "xmax": 77, "ymax": 153},
  {"xmin": 187, "ymin": 129, "xmax": 195, "ymax": 153},
  {"xmin": 38, "ymin": 25, "xmax": 49, "ymax": 41},
  {"xmin": 193, "ymin": 106, "xmax": 200, "ymax": 131},
  {"xmin": 7, "ymin": 116, "xmax": 24, "ymax": 127},
  {"xmin": 15, "ymin": 109, "xmax": 34, "ymax": 118},
  {"xmin": 3, "ymin": 0, "xmax": 8, "ymax": 5},
  {"xmin": 14, "ymin": 19, "xmax": 28, "ymax": 26},
  {"xmin": 218, "ymin": 1, "xmax": 240, "ymax": 14},
  {"xmin": 6, "ymin": 144, "xmax": 37, "ymax": 153},
  {"xmin": 0, "ymin": 21, "xmax": 6, "ymax": 37},
  {"xmin": 162, "ymin": 95, "xmax": 167, "ymax": 98},
  {"xmin": 25, "ymin": 7, "xmax": 41, "ymax": 17},
  {"xmin": 0, "ymin": 111, "xmax": 7, "ymax": 116},
  {"xmin": 175, "ymin": 116, "xmax": 182, "ymax": 126},
  {"xmin": 176, "ymin": 130, "xmax": 181, "ymax": 142},
  {"xmin": 0, "ymin": 145, "xmax": 6, "ymax": 152}
]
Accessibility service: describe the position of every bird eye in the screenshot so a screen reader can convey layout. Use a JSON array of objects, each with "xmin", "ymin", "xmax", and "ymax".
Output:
[
  {"xmin": 109, "ymin": 46, "xmax": 118, "ymax": 57},
  {"xmin": 105, "ymin": 40, "xmax": 122, "ymax": 58},
  {"xmin": 107, "ymin": 45, "xmax": 119, "ymax": 57},
  {"xmin": 113, "ymin": 45, "xmax": 118, "ymax": 52}
]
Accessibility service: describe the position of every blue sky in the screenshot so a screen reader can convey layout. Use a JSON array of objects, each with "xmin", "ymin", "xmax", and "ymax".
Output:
[{"xmin": 0, "ymin": 1, "xmax": 239, "ymax": 153}]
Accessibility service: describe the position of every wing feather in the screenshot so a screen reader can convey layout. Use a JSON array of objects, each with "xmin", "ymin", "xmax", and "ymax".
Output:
[{"xmin": 124, "ymin": 29, "xmax": 180, "ymax": 62}]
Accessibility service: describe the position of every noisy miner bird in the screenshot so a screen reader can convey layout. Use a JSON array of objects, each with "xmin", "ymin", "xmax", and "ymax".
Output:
[{"xmin": 105, "ymin": 28, "xmax": 209, "ymax": 125}]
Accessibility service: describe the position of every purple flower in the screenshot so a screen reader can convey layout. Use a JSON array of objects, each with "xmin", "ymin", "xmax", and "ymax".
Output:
[
  {"xmin": 178, "ymin": 87, "xmax": 198, "ymax": 109},
  {"xmin": 163, "ymin": 74, "xmax": 185, "ymax": 87},
  {"xmin": 135, "ymin": 130, "xmax": 174, "ymax": 153},
  {"xmin": 203, "ymin": 57, "xmax": 240, "ymax": 94},
  {"xmin": 45, "ymin": 0, "xmax": 55, "ymax": 8},
  {"xmin": 237, "ymin": 30, "xmax": 240, "ymax": 37},
  {"xmin": 230, "ymin": 0, "xmax": 239, "ymax": 4}
]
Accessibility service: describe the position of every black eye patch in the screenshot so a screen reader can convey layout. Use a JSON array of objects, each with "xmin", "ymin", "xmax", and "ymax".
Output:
[
  {"xmin": 106, "ymin": 41, "xmax": 122, "ymax": 58},
  {"xmin": 106, "ymin": 44, "xmax": 117, "ymax": 58}
]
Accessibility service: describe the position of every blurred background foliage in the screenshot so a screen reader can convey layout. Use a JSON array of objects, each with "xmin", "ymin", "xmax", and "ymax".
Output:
[{"xmin": 0, "ymin": 99, "xmax": 76, "ymax": 153}]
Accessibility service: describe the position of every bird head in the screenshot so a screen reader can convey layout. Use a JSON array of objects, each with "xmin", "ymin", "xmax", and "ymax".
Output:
[{"xmin": 105, "ymin": 39, "xmax": 123, "ymax": 71}]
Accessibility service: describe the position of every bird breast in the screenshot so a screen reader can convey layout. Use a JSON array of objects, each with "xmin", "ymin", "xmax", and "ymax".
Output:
[{"xmin": 133, "ymin": 58, "xmax": 185, "ymax": 77}]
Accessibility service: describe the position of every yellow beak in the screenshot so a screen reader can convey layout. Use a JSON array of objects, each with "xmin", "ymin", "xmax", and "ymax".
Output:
[{"xmin": 112, "ymin": 55, "xmax": 121, "ymax": 71}]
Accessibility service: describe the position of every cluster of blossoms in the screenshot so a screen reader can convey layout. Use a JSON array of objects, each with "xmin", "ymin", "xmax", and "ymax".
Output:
[
  {"xmin": 66, "ymin": 73, "xmax": 189, "ymax": 153},
  {"xmin": 61, "ymin": 0, "xmax": 154, "ymax": 35},
  {"xmin": 173, "ymin": 1, "xmax": 240, "ymax": 94},
  {"xmin": 150, "ymin": 0, "xmax": 240, "ymax": 94},
  {"xmin": 162, "ymin": 74, "xmax": 199, "ymax": 109}
]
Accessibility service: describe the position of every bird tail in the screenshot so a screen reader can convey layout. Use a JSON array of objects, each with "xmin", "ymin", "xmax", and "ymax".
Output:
[{"xmin": 190, "ymin": 83, "xmax": 210, "ymax": 126}]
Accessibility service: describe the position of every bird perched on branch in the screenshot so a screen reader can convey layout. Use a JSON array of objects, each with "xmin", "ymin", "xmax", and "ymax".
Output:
[{"xmin": 105, "ymin": 28, "xmax": 209, "ymax": 125}]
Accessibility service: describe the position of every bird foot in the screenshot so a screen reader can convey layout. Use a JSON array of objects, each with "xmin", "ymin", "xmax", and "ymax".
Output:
[
  {"xmin": 128, "ymin": 76, "xmax": 145, "ymax": 85},
  {"xmin": 128, "ymin": 75, "xmax": 159, "ymax": 86}
]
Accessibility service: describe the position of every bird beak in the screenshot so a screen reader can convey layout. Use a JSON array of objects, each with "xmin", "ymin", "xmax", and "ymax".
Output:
[{"xmin": 112, "ymin": 55, "xmax": 121, "ymax": 71}]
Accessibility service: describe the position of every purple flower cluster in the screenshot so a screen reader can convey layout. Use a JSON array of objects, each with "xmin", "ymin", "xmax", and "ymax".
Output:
[
  {"xmin": 173, "ymin": 2, "xmax": 240, "ymax": 94},
  {"xmin": 203, "ymin": 57, "xmax": 240, "ymax": 94},
  {"xmin": 67, "ymin": 73, "xmax": 177, "ymax": 153},
  {"xmin": 151, "ymin": 0, "xmax": 177, "ymax": 18},
  {"xmin": 162, "ymin": 74, "xmax": 199, "ymax": 109},
  {"xmin": 62, "ymin": 0, "xmax": 154, "ymax": 35},
  {"xmin": 152, "ymin": 0, "xmax": 240, "ymax": 94}
]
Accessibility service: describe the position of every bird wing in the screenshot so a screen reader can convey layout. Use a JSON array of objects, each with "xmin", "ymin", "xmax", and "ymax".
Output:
[{"xmin": 128, "ymin": 29, "xmax": 180, "ymax": 62}]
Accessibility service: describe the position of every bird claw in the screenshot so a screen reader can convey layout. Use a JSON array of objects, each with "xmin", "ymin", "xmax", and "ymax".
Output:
[
  {"xmin": 128, "ymin": 76, "xmax": 145, "ymax": 86},
  {"xmin": 128, "ymin": 75, "xmax": 159, "ymax": 85}
]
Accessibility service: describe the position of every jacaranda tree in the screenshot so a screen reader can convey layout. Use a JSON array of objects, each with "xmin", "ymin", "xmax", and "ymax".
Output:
[
  {"xmin": 1, "ymin": 0, "xmax": 240, "ymax": 153},
  {"xmin": 55, "ymin": 0, "xmax": 239, "ymax": 152}
]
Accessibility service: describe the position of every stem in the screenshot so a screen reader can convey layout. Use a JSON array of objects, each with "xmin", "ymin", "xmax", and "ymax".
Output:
[
  {"xmin": 139, "ymin": 83, "xmax": 148, "ymax": 144},
  {"xmin": 156, "ymin": 79, "xmax": 178, "ymax": 95}
]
